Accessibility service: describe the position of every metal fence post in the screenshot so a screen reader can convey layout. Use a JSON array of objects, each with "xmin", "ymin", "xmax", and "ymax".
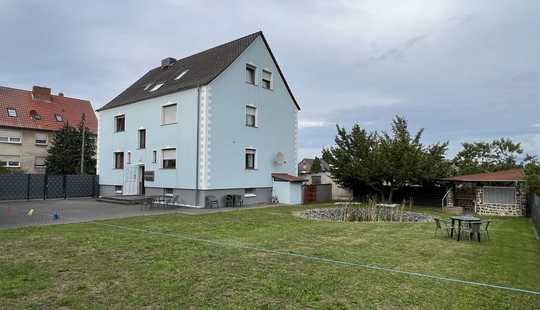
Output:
[
  {"xmin": 63, "ymin": 175, "xmax": 67, "ymax": 199},
  {"xmin": 26, "ymin": 174, "xmax": 30, "ymax": 200},
  {"xmin": 43, "ymin": 173, "xmax": 48, "ymax": 200}
]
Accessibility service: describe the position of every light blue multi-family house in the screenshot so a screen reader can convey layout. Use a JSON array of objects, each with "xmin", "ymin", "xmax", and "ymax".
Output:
[{"xmin": 97, "ymin": 31, "xmax": 303, "ymax": 206}]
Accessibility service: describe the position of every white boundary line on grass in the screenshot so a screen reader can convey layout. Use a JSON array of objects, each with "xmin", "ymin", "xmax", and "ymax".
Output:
[{"xmin": 91, "ymin": 222, "xmax": 540, "ymax": 296}]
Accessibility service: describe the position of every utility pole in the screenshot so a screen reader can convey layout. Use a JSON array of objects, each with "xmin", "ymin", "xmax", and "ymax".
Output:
[{"xmin": 80, "ymin": 113, "xmax": 86, "ymax": 174}]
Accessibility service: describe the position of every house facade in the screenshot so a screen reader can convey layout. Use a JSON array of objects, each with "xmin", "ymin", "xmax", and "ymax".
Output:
[
  {"xmin": 0, "ymin": 85, "xmax": 97, "ymax": 173},
  {"xmin": 298, "ymin": 158, "xmax": 353, "ymax": 200},
  {"xmin": 97, "ymin": 32, "xmax": 301, "ymax": 206}
]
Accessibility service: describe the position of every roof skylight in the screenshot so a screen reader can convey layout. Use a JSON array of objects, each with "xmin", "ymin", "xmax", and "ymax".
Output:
[
  {"xmin": 7, "ymin": 108, "xmax": 17, "ymax": 117},
  {"xmin": 174, "ymin": 69, "xmax": 189, "ymax": 80},
  {"xmin": 143, "ymin": 83, "xmax": 153, "ymax": 91},
  {"xmin": 149, "ymin": 83, "xmax": 164, "ymax": 92}
]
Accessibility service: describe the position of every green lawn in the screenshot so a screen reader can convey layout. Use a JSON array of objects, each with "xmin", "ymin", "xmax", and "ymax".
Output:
[{"xmin": 1, "ymin": 203, "xmax": 539, "ymax": 309}]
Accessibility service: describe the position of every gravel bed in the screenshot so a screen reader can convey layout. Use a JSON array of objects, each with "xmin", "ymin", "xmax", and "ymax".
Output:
[{"xmin": 297, "ymin": 207, "xmax": 433, "ymax": 223}]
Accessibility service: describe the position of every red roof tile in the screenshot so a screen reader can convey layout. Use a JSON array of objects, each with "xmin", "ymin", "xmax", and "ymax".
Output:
[
  {"xmin": 272, "ymin": 173, "xmax": 306, "ymax": 182},
  {"xmin": 0, "ymin": 86, "xmax": 97, "ymax": 133},
  {"xmin": 444, "ymin": 168, "xmax": 524, "ymax": 182}
]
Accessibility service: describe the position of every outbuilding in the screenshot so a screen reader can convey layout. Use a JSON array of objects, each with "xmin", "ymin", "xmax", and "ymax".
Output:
[{"xmin": 442, "ymin": 169, "xmax": 527, "ymax": 216}]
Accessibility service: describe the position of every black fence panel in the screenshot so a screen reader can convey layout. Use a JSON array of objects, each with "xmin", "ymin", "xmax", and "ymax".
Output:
[
  {"xmin": 46, "ymin": 175, "xmax": 65, "ymax": 199},
  {"xmin": 0, "ymin": 173, "xmax": 98, "ymax": 201},
  {"xmin": 0, "ymin": 174, "xmax": 27, "ymax": 200},
  {"xmin": 29, "ymin": 174, "xmax": 45, "ymax": 199},
  {"xmin": 66, "ymin": 175, "xmax": 95, "ymax": 198},
  {"xmin": 529, "ymin": 194, "xmax": 540, "ymax": 237}
]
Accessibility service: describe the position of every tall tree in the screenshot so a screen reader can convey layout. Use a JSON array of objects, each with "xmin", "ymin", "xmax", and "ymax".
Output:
[
  {"xmin": 310, "ymin": 157, "xmax": 322, "ymax": 173},
  {"xmin": 452, "ymin": 138, "xmax": 523, "ymax": 175},
  {"xmin": 45, "ymin": 118, "xmax": 96, "ymax": 174},
  {"xmin": 323, "ymin": 116, "xmax": 449, "ymax": 202},
  {"xmin": 524, "ymin": 155, "xmax": 540, "ymax": 195}
]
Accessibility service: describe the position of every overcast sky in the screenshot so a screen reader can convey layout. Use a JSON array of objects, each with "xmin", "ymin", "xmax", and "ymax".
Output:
[{"xmin": 1, "ymin": 1, "xmax": 539, "ymax": 161}]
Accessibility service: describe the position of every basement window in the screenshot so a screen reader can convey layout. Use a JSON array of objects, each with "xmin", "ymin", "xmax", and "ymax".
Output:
[
  {"xmin": 149, "ymin": 83, "xmax": 164, "ymax": 92},
  {"xmin": 164, "ymin": 188, "xmax": 174, "ymax": 197},
  {"xmin": 7, "ymin": 108, "xmax": 17, "ymax": 117},
  {"xmin": 115, "ymin": 185, "xmax": 123, "ymax": 194},
  {"xmin": 244, "ymin": 188, "xmax": 256, "ymax": 197},
  {"xmin": 174, "ymin": 69, "xmax": 189, "ymax": 80}
]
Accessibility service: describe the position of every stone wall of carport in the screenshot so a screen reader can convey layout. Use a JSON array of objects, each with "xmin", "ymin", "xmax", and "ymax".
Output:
[{"xmin": 474, "ymin": 183, "xmax": 527, "ymax": 216}]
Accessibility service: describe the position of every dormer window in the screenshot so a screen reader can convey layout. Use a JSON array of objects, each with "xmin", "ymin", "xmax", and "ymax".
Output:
[
  {"xmin": 246, "ymin": 64, "xmax": 256, "ymax": 84},
  {"xmin": 174, "ymin": 69, "xmax": 189, "ymax": 80},
  {"xmin": 149, "ymin": 83, "xmax": 164, "ymax": 92},
  {"xmin": 54, "ymin": 114, "xmax": 63, "ymax": 122},
  {"xmin": 7, "ymin": 108, "xmax": 16, "ymax": 117},
  {"xmin": 30, "ymin": 110, "xmax": 41, "ymax": 120}
]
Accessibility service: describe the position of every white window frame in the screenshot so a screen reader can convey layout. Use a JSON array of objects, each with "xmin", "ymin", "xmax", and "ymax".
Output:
[
  {"xmin": 262, "ymin": 69, "xmax": 272, "ymax": 90},
  {"xmin": 246, "ymin": 64, "xmax": 257, "ymax": 85},
  {"xmin": 161, "ymin": 103, "xmax": 177, "ymax": 125},
  {"xmin": 113, "ymin": 151, "xmax": 124, "ymax": 169},
  {"xmin": 162, "ymin": 148, "xmax": 176, "ymax": 169},
  {"xmin": 0, "ymin": 130, "xmax": 22, "ymax": 144},
  {"xmin": 114, "ymin": 114, "xmax": 125, "ymax": 132},
  {"xmin": 245, "ymin": 148, "xmax": 256, "ymax": 170},
  {"xmin": 34, "ymin": 156, "xmax": 46, "ymax": 168},
  {"xmin": 246, "ymin": 105, "xmax": 257, "ymax": 127},
  {"xmin": 0, "ymin": 160, "xmax": 21, "ymax": 168},
  {"xmin": 34, "ymin": 133, "xmax": 48, "ymax": 146},
  {"xmin": 138, "ymin": 128, "xmax": 146, "ymax": 149},
  {"xmin": 483, "ymin": 186, "xmax": 517, "ymax": 205}
]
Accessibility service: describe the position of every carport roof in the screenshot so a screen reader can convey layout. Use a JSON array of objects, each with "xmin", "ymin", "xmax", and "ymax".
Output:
[
  {"xmin": 443, "ymin": 168, "xmax": 524, "ymax": 182},
  {"xmin": 272, "ymin": 173, "xmax": 306, "ymax": 183}
]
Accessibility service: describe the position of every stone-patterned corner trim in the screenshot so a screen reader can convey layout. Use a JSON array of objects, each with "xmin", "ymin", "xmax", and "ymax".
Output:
[
  {"xmin": 293, "ymin": 109, "xmax": 298, "ymax": 172},
  {"xmin": 198, "ymin": 86, "xmax": 212, "ymax": 189}
]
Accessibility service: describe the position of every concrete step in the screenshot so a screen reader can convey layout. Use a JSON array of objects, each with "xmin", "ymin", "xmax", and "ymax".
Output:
[{"xmin": 96, "ymin": 195, "xmax": 145, "ymax": 205}]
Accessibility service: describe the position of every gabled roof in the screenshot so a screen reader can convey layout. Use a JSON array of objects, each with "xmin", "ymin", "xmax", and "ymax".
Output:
[
  {"xmin": 272, "ymin": 173, "xmax": 306, "ymax": 183},
  {"xmin": 0, "ymin": 86, "xmax": 97, "ymax": 133},
  {"xmin": 98, "ymin": 31, "xmax": 300, "ymax": 112},
  {"xmin": 444, "ymin": 168, "xmax": 524, "ymax": 182},
  {"xmin": 298, "ymin": 158, "xmax": 330, "ymax": 174}
]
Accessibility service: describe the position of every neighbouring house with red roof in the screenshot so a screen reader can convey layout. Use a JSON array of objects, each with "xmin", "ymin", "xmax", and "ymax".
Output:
[
  {"xmin": 0, "ymin": 85, "xmax": 97, "ymax": 173},
  {"xmin": 441, "ymin": 168, "xmax": 527, "ymax": 216}
]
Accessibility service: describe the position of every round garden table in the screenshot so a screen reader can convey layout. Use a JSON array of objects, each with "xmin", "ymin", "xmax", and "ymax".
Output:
[{"xmin": 450, "ymin": 215, "xmax": 481, "ymax": 241}]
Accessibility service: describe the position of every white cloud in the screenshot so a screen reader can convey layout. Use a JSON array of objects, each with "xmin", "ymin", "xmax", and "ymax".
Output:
[{"xmin": 298, "ymin": 120, "xmax": 333, "ymax": 128}]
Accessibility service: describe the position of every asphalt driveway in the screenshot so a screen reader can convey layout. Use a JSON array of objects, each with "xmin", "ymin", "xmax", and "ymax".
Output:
[
  {"xmin": 0, "ymin": 198, "xmax": 277, "ymax": 229},
  {"xmin": 0, "ymin": 199, "xmax": 188, "ymax": 229}
]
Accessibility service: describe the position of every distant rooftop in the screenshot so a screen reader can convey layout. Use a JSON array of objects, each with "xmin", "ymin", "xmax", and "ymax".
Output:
[{"xmin": 444, "ymin": 168, "xmax": 524, "ymax": 182}]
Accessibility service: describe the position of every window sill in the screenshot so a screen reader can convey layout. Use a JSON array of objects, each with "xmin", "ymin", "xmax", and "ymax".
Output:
[
  {"xmin": 245, "ymin": 125, "xmax": 258, "ymax": 128},
  {"xmin": 35, "ymin": 144, "xmax": 48, "ymax": 146},
  {"xmin": 245, "ymin": 81, "xmax": 257, "ymax": 86},
  {"xmin": 112, "ymin": 168, "xmax": 124, "ymax": 170},
  {"xmin": 0, "ymin": 141, "xmax": 22, "ymax": 144},
  {"xmin": 161, "ymin": 122, "xmax": 178, "ymax": 126},
  {"xmin": 245, "ymin": 168, "xmax": 257, "ymax": 171},
  {"xmin": 244, "ymin": 194, "xmax": 256, "ymax": 198},
  {"xmin": 160, "ymin": 168, "xmax": 176, "ymax": 170},
  {"xmin": 114, "ymin": 131, "xmax": 125, "ymax": 133}
]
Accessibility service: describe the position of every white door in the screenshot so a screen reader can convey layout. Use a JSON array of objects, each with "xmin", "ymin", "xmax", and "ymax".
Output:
[{"xmin": 123, "ymin": 164, "xmax": 139, "ymax": 195}]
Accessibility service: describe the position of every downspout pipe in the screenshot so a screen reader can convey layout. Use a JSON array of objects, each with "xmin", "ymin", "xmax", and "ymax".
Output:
[{"xmin": 195, "ymin": 85, "xmax": 201, "ymax": 207}]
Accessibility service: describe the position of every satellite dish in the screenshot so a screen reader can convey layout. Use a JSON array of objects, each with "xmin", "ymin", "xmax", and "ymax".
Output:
[{"xmin": 275, "ymin": 152, "xmax": 284, "ymax": 164}]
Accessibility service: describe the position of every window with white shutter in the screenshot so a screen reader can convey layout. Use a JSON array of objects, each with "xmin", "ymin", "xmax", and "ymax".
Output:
[
  {"xmin": 161, "ymin": 104, "xmax": 177, "ymax": 125},
  {"xmin": 162, "ymin": 148, "xmax": 176, "ymax": 169},
  {"xmin": 35, "ymin": 133, "xmax": 48, "ymax": 145}
]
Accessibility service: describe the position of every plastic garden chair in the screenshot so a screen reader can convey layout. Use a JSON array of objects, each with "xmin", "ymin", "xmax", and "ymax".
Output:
[
  {"xmin": 434, "ymin": 218, "xmax": 454, "ymax": 237},
  {"xmin": 462, "ymin": 221, "xmax": 482, "ymax": 242}
]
